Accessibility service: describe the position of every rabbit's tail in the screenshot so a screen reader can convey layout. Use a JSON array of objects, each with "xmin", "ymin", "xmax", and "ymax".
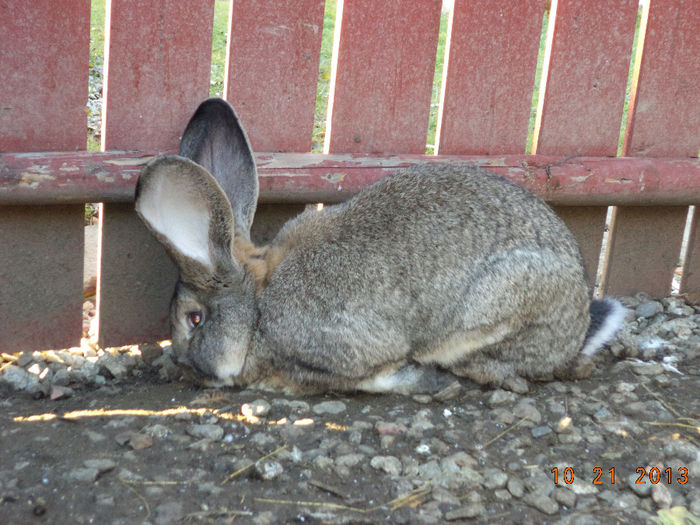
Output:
[{"xmin": 580, "ymin": 298, "xmax": 627, "ymax": 356}]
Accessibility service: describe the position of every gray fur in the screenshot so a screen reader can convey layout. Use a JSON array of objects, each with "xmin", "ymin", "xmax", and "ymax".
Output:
[{"xmin": 135, "ymin": 98, "xmax": 624, "ymax": 394}]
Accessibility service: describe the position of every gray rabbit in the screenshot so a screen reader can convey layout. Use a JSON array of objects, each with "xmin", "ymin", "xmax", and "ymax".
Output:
[{"xmin": 135, "ymin": 99, "xmax": 626, "ymax": 394}]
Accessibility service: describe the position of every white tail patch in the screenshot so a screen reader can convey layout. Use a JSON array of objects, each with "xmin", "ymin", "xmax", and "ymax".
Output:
[{"xmin": 581, "ymin": 298, "xmax": 627, "ymax": 356}]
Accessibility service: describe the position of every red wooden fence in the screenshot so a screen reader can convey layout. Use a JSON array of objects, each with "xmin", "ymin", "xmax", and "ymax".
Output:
[{"xmin": 0, "ymin": 0, "xmax": 698, "ymax": 353}]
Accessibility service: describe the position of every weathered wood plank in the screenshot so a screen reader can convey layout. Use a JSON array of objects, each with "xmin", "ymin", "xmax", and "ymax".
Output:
[
  {"xmin": 102, "ymin": 0, "xmax": 215, "ymax": 151},
  {"xmin": 99, "ymin": 0, "xmax": 215, "ymax": 345},
  {"xmin": 606, "ymin": 0, "xmax": 700, "ymax": 297},
  {"xmin": 625, "ymin": 0, "xmax": 700, "ymax": 157},
  {"xmin": 98, "ymin": 204, "xmax": 178, "ymax": 347},
  {"xmin": 551, "ymin": 206, "xmax": 607, "ymax": 289},
  {"xmin": 225, "ymin": 0, "xmax": 325, "ymax": 152},
  {"xmin": 325, "ymin": 0, "xmax": 442, "ymax": 153},
  {"xmin": 436, "ymin": 1, "xmax": 543, "ymax": 154},
  {"xmin": 0, "ymin": 205, "xmax": 84, "ymax": 352},
  {"xmin": 537, "ymin": 0, "xmax": 638, "ymax": 156},
  {"xmin": 603, "ymin": 206, "xmax": 688, "ymax": 298},
  {"xmin": 2, "ymin": 152, "xmax": 699, "ymax": 206},
  {"xmin": 0, "ymin": 0, "xmax": 90, "ymax": 151}
]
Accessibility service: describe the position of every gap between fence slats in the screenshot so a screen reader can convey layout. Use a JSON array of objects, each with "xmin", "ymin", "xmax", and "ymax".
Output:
[
  {"xmin": 680, "ymin": 211, "xmax": 699, "ymax": 298},
  {"xmin": 436, "ymin": 1, "xmax": 542, "ymax": 155},
  {"xmin": 225, "ymin": 0, "xmax": 325, "ymax": 152},
  {"xmin": 325, "ymin": 0, "xmax": 442, "ymax": 154}
]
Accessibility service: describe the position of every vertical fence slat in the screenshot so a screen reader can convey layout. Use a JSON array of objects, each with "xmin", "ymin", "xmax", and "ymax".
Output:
[
  {"xmin": 436, "ymin": 1, "xmax": 542, "ymax": 155},
  {"xmin": 325, "ymin": 0, "xmax": 442, "ymax": 154},
  {"xmin": 605, "ymin": 0, "xmax": 700, "ymax": 298},
  {"xmin": 0, "ymin": 1, "xmax": 89, "ymax": 352},
  {"xmin": 536, "ymin": 1, "xmax": 637, "ymax": 295},
  {"xmin": 225, "ymin": 0, "xmax": 326, "ymax": 152},
  {"xmin": 0, "ymin": 0, "xmax": 90, "ymax": 151},
  {"xmin": 0, "ymin": 206, "xmax": 84, "ymax": 352},
  {"xmin": 625, "ymin": 0, "xmax": 700, "ymax": 158},
  {"xmin": 102, "ymin": 0, "xmax": 215, "ymax": 151},
  {"xmin": 551, "ymin": 206, "xmax": 608, "ymax": 290},
  {"xmin": 603, "ymin": 206, "xmax": 687, "ymax": 297},
  {"xmin": 98, "ymin": 0, "xmax": 214, "ymax": 347},
  {"xmin": 537, "ymin": 0, "xmax": 638, "ymax": 156}
]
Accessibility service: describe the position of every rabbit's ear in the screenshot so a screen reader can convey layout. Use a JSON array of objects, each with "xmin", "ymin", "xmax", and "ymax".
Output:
[
  {"xmin": 179, "ymin": 98, "xmax": 258, "ymax": 240},
  {"xmin": 135, "ymin": 156, "xmax": 242, "ymax": 288}
]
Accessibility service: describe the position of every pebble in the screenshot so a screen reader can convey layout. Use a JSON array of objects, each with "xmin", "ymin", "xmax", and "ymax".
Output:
[
  {"xmin": 524, "ymin": 493, "xmax": 559, "ymax": 515},
  {"xmin": 67, "ymin": 467, "xmax": 100, "ymax": 483},
  {"xmin": 312, "ymin": 400, "xmax": 347, "ymax": 415},
  {"xmin": 186, "ymin": 424, "xmax": 224, "ymax": 441},
  {"xmin": 254, "ymin": 460, "xmax": 284, "ymax": 480},
  {"xmin": 370, "ymin": 455, "xmax": 402, "ymax": 477},
  {"xmin": 241, "ymin": 399, "xmax": 272, "ymax": 418},
  {"xmin": 636, "ymin": 301, "xmax": 664, "ymax": 318},
  {"xmin": 651, "ymin": 484, "xmax": 673, "ymax": 509},
  {"xmin": 444, "ymin": 503, "xmax": 485, "ymax": 520}
]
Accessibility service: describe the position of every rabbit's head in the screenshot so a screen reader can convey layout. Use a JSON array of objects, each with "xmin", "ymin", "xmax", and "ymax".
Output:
[{"xmin": 135, "ymin": 99, "xmax": 259, "ymax": 383}]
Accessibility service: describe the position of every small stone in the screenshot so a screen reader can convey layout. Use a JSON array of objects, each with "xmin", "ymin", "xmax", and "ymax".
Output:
[
  {"xmin": 651, "ymin": 484, "xmax": 672, "ymax": 509},
  {"xmin": 628, "ymin": 474, "xmax": 652, "ymax": 498},
  {"xmin": 97, "ymin": 353, "xmax": 128, "ymax": 379},
  {"xmin": 636, "ymin": 301, "xmax": 663, "ymax": 319},
  {"xmin": 312, "ymin": 400, "xmax": 346, "ymax": 415},
  {"xmin": 154, "ymin": 501, "xmax": 184, "ymax": 525},
  {"xmin": 375, "ymin": 421, "xmax": 407, "ymax": 435},
  {"xmin": 514, "ymin": 400, "xmax": 542, "ymax": 424},
  {"xmin": 187, "ymin": 424, "xmax": 224, "ymax": 441},
  {"xmin": 50, "ymin": 386, "xmax": 73, "ymax": 400},
  {"xmin": 554, "ymin": 487, "xmax": 576, "ymax": 508},
  {"xmin": 254, "ymin": 460, "xmax": 283, "ymax": 480},
  {"xmin": 412, "ymin": 394, "xmax": 433, "ymax": 404},
  {"xmin": 128, "ymin": 433, "xmax": 153, "ymax": 450},
  {"xmin": 139, "ymin": 343, "xmax": 163, "ymax": 365},
  {"xmin": 241, "ymin": 399, "xmax": 271, "ymax": 418},
  {"xmin": 115, "ymin": 431, "xmax": 135, "ymax": 447},
  {"xmin": 67, "ymin": 467, "xmax": 99, "ymax": 483},
  {"xmin": 1, "ymin": 365, "xmax": 39, "ymax": 391},
  {"xmin": 370, "ymin": 455, "xmax": 402, "ymax": 477},
  {"xmin": 631, "ymin": 362, "xmax": 665, "ymax": 376},
  {"xmin": 17, "ymin": 353, "xmax": 34, "ymax": 367},
  {"xmin": 503, "ymin": 376, "xmax": 529, "ymax": 394},
  {"xmin": 531, "ymin": 425, "xmax": 552, "ymax": 438},
  {"xmin": 507, "ymin": 477, "xmax": 525, "ymax": 498},
  {"xmin": 488, "ymin": 389, "xmax": 517, "ymax": 406},
  {"xmin": 524, "ymin": 493, "xmax": 559, "ymax": 515},
  {"xmin": 335, "ymin": 453, "xmax": 365, "ymax": 469},
  {"xmin": 483, "ymin": 468, "xmax": 508, "ymax": 490},
  {"xmin": 444, "ymin": 504, "xmax": 485, "ymax": 521},
  {"xmin": 83, "ymin": 459, "xmax": 117, "ymax": 475}
]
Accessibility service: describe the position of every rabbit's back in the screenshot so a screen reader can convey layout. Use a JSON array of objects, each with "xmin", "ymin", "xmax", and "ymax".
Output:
[{"xmin": 254, "ymin": 165, "xmax": 590, "ymax": 389}]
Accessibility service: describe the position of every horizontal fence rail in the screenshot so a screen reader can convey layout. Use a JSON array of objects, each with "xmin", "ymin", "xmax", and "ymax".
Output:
[{"xmin": 1, "ymin": 152, "xmax": 699, "ymax": 206}]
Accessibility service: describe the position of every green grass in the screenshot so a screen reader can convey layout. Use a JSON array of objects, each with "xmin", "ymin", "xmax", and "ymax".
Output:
[
  {"xmin": 311, "ymin": 0, "xmax": 337, "ymax": 151},
  {"xmin": 425, "ymin": 11, "xmax": 450, "ymax": 155},
  {"xmin": 210, "ymin": 0, "xmax": 230, "ymax": 98}
]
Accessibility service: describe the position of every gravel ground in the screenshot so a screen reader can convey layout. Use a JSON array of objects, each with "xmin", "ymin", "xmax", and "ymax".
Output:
[{"xmin": 1, "ymin": 293, "xmax": 699, "ymax": 524}]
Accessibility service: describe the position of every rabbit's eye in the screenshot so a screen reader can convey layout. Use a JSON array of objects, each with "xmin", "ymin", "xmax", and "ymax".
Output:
[{"xmin": 186, "ymin": 311, "xmax": 204, "ymax": 329}]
